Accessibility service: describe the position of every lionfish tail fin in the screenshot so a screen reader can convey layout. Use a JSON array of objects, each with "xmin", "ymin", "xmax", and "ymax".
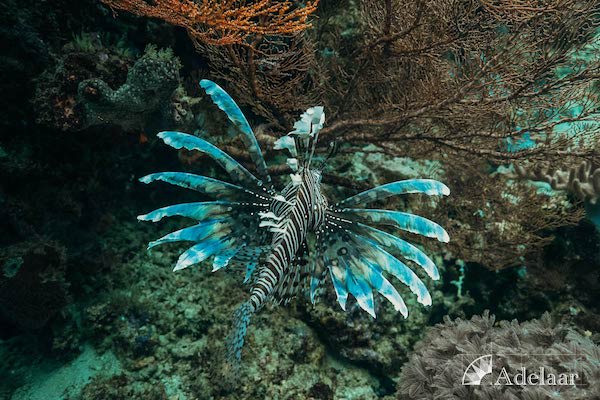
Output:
[{"xmin": 223, "ymin": 301, "xmax": 254, "ymax": 379}]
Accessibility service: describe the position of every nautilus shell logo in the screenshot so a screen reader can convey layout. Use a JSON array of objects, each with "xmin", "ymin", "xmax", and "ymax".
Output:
[
  {"xmin": 461, "ymin": 353, "xmax": 581, "ymax": 386},
  {"xmin": 462, "ymin": 354, "xmax": 493, "ymax": 385}
]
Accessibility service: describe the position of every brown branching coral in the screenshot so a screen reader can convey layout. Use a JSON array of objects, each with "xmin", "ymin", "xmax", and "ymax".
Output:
[
  {"xmin": 430, "ymin": 158, "xmax": 584, "ymax": 270},
  {"xmin": 198, "ymin": 35, "xmax": 323, "ymax": 126},
  {"xmin": 317, "ymin": 0, "xmax": 600, "ymax": 163},
  {"xmin": 480, "ymin": 0, "xmax": 565, "ymax": 22},
  {"xmin": 100, "ymin": 0, "xmax": 319, "ymax": 46},
  {"xmin": 101, "ymin": 0, "xmax": 322, "ymax": 126},
  {"xmin": 515, "ymin": 160, "xmax": 600, "ymax": 204}
]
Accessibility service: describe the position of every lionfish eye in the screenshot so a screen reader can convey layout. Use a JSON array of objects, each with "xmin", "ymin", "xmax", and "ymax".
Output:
[{"xmin": 337, "ymin": 247, "xmax": 348, "ymax": 256}]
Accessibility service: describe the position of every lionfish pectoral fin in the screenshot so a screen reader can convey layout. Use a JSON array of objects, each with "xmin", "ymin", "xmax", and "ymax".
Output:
[{"xmin": 200, "ymin": 79, "xmax": 272, "ymax": 189}]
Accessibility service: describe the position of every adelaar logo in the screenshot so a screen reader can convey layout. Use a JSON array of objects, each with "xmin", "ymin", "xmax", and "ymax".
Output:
[
  {"xmin": 462, "ymin": 355, "xmax": 493, "ymax": 385},
  {"xmin": 461, "ymin": 353, "xmax": 581, "ymax": 386}
]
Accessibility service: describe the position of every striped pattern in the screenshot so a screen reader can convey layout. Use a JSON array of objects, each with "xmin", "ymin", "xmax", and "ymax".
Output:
[{"xmin": 248, "ymin": 170, "xmax": 327, "ymax": 311}]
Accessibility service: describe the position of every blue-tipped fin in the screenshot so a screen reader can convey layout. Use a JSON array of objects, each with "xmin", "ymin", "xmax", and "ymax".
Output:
[
  {"xmin": 137, "ymin": 201, "xmax": 239, "ymax": 223},
  {"xmin": 354, "ymin": 223, "xmax": 440, "ymax": 279},
  {"xmin": 212, "ymin": 246, "xmax": 243, "ymax": 271},
  {"xmin": 200, "ymin": 80, "xmax": 272, "ymax": 188},
  {"xmin": 158, "ymin": 131, "xmax": 263, "ymax": 188},
  {"xmin": 147, "ymin": 219, "xmax": 231, "ymax": 249},
  {"xmin": 342, "ymin": 208, "xmax": 450, "ymax": 243},
  {"xmin": 328, "ymin": 258, "xmax": 349, "ymax": 310},
  {"xmin": 342, "ymin": 258, "xmax": 376, "ymax": 317},
  {"xmin": 174, "ymin": 238, "xmax": 234, "ymax": 271},
  {"xmin": 139, "ymin": 172, "xmax": 258, "ymax": 200},
  {"xmin": 351, "ymin": 232, "xmax": 432, "ymax": 306},
  {"xmin": 362, "ymin": 259, "xmax": 408, "ymax": 317},
  {"xmin": 337, "ymin": 179, "xmax": 450, "ymax": 208}
]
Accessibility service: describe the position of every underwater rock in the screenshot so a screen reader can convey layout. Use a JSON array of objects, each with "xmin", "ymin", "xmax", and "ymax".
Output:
[
  {"xmin": 308, "ymin": 382, "xmax": 334, "ymax": 400},
  {"xmin": 78, "ymin": 374, "xmax": 169, "ymax": 400},
  {"xmin": 0, "ymin": 240, "xmax": 69, "ymax": 330},
  {"xmin": 32, "ymin": 32, "xmax": 133, "ymax": 131},
  {"xmin": 296, "ymin": 276, "xmax": 468, "ymax": 378},
  {"xmin": 84, "ymin": 290, "xmax": 159, "ymax": 358},
  {"xmin": 528, "ymin": 221, "xmax": 600, "ymax": 332},
  {"xmin": 78, "ymin": 45, "xmax": 181, "ymax": 130},
  {"xmin": 72, "ymin": 240, "xmax": 387, "ymax": 399},
  {"xmin": 434, "ymin": 158, "xmax": 582, "ymax": 272},
  {"xmin": 397, "ymin": 311, "xmax": 600, "ymax": 399},
  {"xmin": 298, "ymin": 290, "xmax": 422, "ymax": 374},
  {"xmin": 0, "ymin": 0, "xmax": 50, "ymax": 131}
]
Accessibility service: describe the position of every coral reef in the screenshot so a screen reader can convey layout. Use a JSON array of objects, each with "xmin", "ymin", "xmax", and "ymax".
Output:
[
  {"xmin": 199, "ymin": 35, "xmax": 321, "ymax": 125},
  {"xmin": 397, "ymin": 312, "xmax": 600, "ymax": 399},
  {"xmin": 33, "ymin": 32, "xmax": 133, "ymax": 131},
  {"xmin": 516, "ymin": 160, "xmax": 600, "ymax": 204},
  {"xmin": 101, "ymin": 0, "xmax": 322, "ymax": 125},
  {"xmin": 70, "ymin": 239, "xmax": 391, "ymax": 399},
  {"xmin": 78, "ymin": 374, "xmax": 168, "ymax": 400},
  {"xmin": 527, "ymin": 221, "xmax": 600, "ymax": 332},
  {"xmin": 2, "ymin": 0, "xmax": 600, "ymax": 399},
  {"xmin": 296, "ymin": 279, "xmax": 468, "ymax": 377},
  {"xmin": 316, "ymin": 0, "xmax": 600, "ymax": 162},
  {"xmin": 78, "ymin": 45, "xmax": 181, "ymax": 130},
  {"xmin": 433, "ymin": 158, "xmax": 584, "ymax": 271}
]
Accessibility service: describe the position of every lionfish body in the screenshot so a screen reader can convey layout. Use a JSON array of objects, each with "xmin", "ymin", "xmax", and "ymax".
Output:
[{"xmin": 139, "ymin": 80, "xmax": 450, "ymax": 370}]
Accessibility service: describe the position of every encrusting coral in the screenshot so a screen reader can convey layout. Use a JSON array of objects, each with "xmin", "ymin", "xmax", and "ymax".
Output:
[
  {"xmin": 397, "ymin": 311, "xmax": 600, "ymax": 400},
  {"xmin": 515, "ymin": 160, "xmax": 600, "ymax": 204},
  {"xmin": 32, "ymin": 32, "xmax": 133, "ymax": 131},
  {"xmin": 78, "ymin": 45, "xmax": 181, "ymax": 130}
]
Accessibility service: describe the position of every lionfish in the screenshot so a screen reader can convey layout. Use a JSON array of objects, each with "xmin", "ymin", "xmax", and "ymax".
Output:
[{"xmin": 138, "ymin": 80, "xmax": 450, "ymax": 371}]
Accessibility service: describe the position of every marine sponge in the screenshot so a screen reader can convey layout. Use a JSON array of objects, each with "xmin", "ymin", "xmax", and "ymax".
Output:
[
  {"xmin": 397, "ymin": 312, "xmax": 600, "ymax": 399},
  {"xmin": 78, "ymin": 45, "xmax": 181, "ymax": 130},
  {"xmin": 516, "ymin": 160, "xmax": 600, "ymax": 204}
]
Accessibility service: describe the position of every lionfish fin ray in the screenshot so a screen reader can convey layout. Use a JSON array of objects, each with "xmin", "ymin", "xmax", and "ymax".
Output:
[
  {"xmin": 174, "ymin": 238, "xmax": 234, "ymax": 271},
  {"xmin": 340, "ymin": 208, "xmax": 449, "ymax": 243},
  {"xmin": 147, "ymin": 218, "xmax": 231, "ymax": 249},
  {"xmin": 354, "ymin": 223, "xmax": 440, "ymax": 280},
  {"xmin": 200, "ymin": 79, "xmax": 272, "ymax": 188},
  {"xmin": 137, "ymin": 201, "xmax": 238, "ymax": 222},
  {"xmin": 337, "ymin": 179, "xmax": 450, "ymax": 208},
  {"xmin": 139, "ymin": 172, "xmax": 257, "ymax": 200},
  {"xmin": 158, "ymin": 131, "xmax": 262, "ymax": 187}
]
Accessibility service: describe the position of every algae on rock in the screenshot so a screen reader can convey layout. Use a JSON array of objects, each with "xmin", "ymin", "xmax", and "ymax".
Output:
[{"xmin": 78, "ymin": 45, "xmax": 181, "ymax": 130}]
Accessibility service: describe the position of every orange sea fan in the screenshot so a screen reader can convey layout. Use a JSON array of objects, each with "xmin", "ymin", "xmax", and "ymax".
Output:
[{"xmin": 101, "ymin": 0, "xmax": 319, "ymax": 45}]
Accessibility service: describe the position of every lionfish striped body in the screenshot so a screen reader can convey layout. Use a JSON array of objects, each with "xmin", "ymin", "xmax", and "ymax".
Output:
[
  {"xmin": 251, "ymin": 169, "xmax": 327, "ymax": 311},
  {"xmin": 138, "ymin": 80, "xmax": 450, "ymax": 372}
]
